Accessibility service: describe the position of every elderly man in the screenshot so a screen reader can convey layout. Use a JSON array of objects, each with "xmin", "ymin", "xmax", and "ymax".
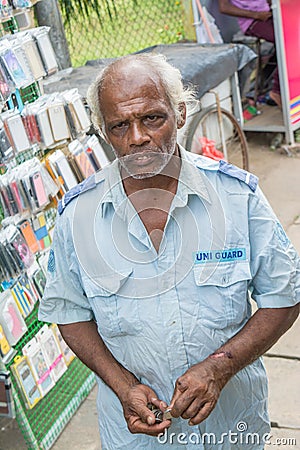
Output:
[
  {"xmin": 39, "ymin": 54, "xmax": 299, "ymax": 449},
  {"xmin": 218, "ymin": 0, "xmax": 281, "ymax": 107}
]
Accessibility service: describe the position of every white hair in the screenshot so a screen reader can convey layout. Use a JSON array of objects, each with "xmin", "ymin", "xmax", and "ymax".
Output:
[{"xmin": 87, "ymin": 53, "xmax": 196, "ymax": 135}]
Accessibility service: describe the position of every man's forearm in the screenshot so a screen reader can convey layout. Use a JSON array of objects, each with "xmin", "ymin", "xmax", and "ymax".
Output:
[
  {"xmin": 209, "ymin": 305, "xmax": 299, "ymax": 382},
  {"xmin": 58, "ymin": 321, "xmax": 140, "ymax": 400}
]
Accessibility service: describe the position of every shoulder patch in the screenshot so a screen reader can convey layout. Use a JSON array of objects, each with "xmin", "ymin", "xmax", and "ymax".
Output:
[
  {"xmin": 47, "ymin": 249, "xmax": 55, "ymax": 273},
  {"xmin": 58, "ymin": 174, "xmax": 97, "ymax": 215},
  {"xmin": 218, "ymin": 160, "xmax": 258, "ymax": 192},
  {"xmin": 186, "ymin": 151, "xmax": 220, "ymax": 171},
  {"xmin": 274, "ymin": 221, "xmax": 290, "ymax": 249}
]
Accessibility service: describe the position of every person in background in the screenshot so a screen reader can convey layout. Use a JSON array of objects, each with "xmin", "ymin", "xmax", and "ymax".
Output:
[{"xmin": 218, "ymin": 0, "xmax": 281, "ymax": 107}]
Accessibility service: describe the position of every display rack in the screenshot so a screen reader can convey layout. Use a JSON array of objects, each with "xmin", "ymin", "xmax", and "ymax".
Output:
[
  {"xmin": 6, "ymin": 304, "xmax": 96, "ymax": 450},
  {"xmin": 0, "ymin": 4, "xmax": 98, "ymax": 449}
]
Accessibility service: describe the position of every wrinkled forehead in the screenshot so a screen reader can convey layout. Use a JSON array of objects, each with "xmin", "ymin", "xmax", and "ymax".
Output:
[{"xmin": 99, "ymin": 60, "xmax": 168, "ymax": 103}]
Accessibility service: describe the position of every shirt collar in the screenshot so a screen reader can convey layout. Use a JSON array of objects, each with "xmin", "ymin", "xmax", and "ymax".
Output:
[
  {"xmin": 95, "ymin": 146, "xmax": 211, "ymax": 217},
  {"xmin": 176, "ymin": 146, "xmax": 211, "ymax": 205}
]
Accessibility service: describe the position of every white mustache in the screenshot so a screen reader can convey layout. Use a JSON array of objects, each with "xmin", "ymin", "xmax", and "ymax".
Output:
[{"xmin": 120, "ymin": 151, "xmax": 163, "ymax": 162}]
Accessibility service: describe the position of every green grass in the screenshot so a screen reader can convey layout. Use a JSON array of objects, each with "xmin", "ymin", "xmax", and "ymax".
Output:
[{"xmin": 61, "ymin": 0, "xmax": 185, "ymax": 67}]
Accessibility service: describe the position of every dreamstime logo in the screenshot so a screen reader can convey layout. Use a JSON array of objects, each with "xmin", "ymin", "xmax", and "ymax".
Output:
[
  {"xmin": 236, "ymin": 421, "xmax": 248, "ymax": 432},
  {"xmin": 72, "ymin": 155, "xmax": 226, "ymax": 298},
  {"xmin": 157, "ymin": 421, "xmax": 297, "ymax": 446}
]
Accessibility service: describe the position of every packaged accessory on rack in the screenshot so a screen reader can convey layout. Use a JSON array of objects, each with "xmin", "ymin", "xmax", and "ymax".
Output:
[
  {"xmin": 16, "ymin": 31, "xmax": 46, "ymax": 80},
  {"xmin": 22, "ymin": 336, "xmax": 55, "ymax": 396},
  {"xmin": 32, "ymin": 211, "xmax": 51, "ymax": 250},
  {"xmin": 36, "ymin": 324, "xmax": 67, "ymax": 382},
  {"xmin": 0, "ymin": 1, "xmax": 13, "ymax": 20},
  {"xmin": 27, "ymin": 260, "xmax": 46, "ymax": 298},
  {"xmin": 5, "ymin": 224, "xmax": 35, "ymax": 268},
  {"xmin": 29, "ymin": 27, "xmax": 58, "ymax": 76},
  {"xmin": 34, "ymin": 105, "xmax": 55, "ymax": 148},
  {"xmin": 0, "ymin": 64, "xmax": 14, "ymax": 102},
  {"xmin": 18, "ymin": 218, "xmax": 40, "ymax": 254},
  {"xmin": 7, "ymin": 36, "xmax": 35, "ymax": 87},
  {"xmin": 0, "ymin": 289, "xmax": 27, "ymax": 345},
  {"xmin": 47, "ymin": 149, "xmax": 77, "ymax": 191},
  {"xmin": 0, "ymin": 239, "xmax": 23, "ymax": 280},
  {"xmin": 3, "ymin": 158, "xmax": 55, "ymax": 216},
  {"xmin": 9, "ymin": 178, "xmax": 25, "ymax": 213},
  {"xmin": 21, "ymin": 105, "xmax": 41, "ymax": 146},
  {"xmin": 36, "ymin": 247, "xmax": 50, "ymax": 276},
  {"xmin": 0, "ymin": 324, "xmax": 16, "ymax": 364},
  {"xmin": 47, "ymin": 101, "xmax": 70, "ymax": 142},
  {"xmin": 61, "ymin": 89, "xmax": 91, "ymax": 133},
  {"xmin": 19, "ymin": 176, "xmax": 36, "ymax": 212},
  {"xmin": 2, "ymin": 111, "xmax": 30, "ymax": 153},
  {"xmin": 10, "ymin": 272, "xmax": 38, "ymax": 318},
  {"xmin": 50, "ymin": 324, "xmax": 75, "ymax": 366},
  {"xmin": 29, "ymin": 170, "xmax": 48, "ymax": 208},
  {"xmin": 0, "ymin": 175, "xmax": 19, "ymax": 215},
  {"xmin": 39, "ymin": 162, "xmax": 60, "ymax": 199},
  {"xmin": 12, "ymin": 1, "xmax": 33, "ymax": 8},
  {"xmin": 68, "ymin": 139, "xmax": 95, "ymax": 180},
  {"xmin": 0, "ymin": 40, "xmax": 30, "ymax": 89},
  {"xmin": 11, "ymin": 355, "xmax": 42, "ymax": 409},
  {"xmin": 86, "ymin": 135, "xmax": 110, "ymax": 169},
  {"xmin": 10, "ymin": 280, "xmax": 33, "ymax": 318},
  {"xmin": 0, "ymin": 180, "xmax": 12, "ymax": 217}
]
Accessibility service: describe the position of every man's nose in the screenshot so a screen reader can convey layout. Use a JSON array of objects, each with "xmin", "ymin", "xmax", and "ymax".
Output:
[{"xmin": 129, "ymin": 122, "xmax": 150, "ymax": 146}]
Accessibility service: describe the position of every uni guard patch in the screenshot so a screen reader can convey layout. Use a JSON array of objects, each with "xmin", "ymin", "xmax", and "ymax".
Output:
[{"xmin": 194, "ymin": 248, "xmax": 246, "ymax": 264}]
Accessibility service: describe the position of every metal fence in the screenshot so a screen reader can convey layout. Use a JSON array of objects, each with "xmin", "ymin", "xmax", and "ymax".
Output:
[{"xmin": 59, "ymin": 0, "xmax": 186, "ymax": 67}]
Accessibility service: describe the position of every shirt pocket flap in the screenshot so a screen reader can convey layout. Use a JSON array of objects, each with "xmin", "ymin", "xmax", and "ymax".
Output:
[
  {"xmin": 194, "ymin": 262, "xmax": 251, "ymax": 287},
  {"xmin": 83, "ymin": 268, "xmax": 133, "ymax": 297}
]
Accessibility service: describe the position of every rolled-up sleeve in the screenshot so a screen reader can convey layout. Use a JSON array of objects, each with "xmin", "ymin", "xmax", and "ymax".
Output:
[
  {"xmin": 38, "ymin": 211, "xmax": 93, "ymax": 324},
  {"xmin": 249, "ymin": 187, "xmax": 300, "ymax": 308}
]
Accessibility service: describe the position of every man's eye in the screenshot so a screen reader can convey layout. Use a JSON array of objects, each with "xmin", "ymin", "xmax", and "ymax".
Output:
[
  {"xmin": 146, "ymin": 115, "xmax": 158, "ymax": 122},
  {"xmin": 114, "ymin": 122, "xmax": 126, "ymax": 129}
]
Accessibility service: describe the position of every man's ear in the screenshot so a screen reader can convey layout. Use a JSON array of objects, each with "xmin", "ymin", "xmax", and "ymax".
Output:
[{"xmin": 177, "ymin": 102, "xmax": 186, "ymax": 129}]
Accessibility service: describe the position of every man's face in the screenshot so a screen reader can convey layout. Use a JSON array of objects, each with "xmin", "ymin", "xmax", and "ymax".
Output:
[{"xmin": 99, "ymin": 66, "xmax": 185, "ymax": 179}]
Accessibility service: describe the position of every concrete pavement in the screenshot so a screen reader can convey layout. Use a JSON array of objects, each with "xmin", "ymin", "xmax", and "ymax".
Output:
[{"xmin": 1, "ymin": 132, "xmax": 299, "ymax": 449}]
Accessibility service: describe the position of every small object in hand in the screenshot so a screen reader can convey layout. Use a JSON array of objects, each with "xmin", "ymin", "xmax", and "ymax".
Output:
[{"xmin": 147, "ymin": 403, "xmax": 173, "ymax": 423}]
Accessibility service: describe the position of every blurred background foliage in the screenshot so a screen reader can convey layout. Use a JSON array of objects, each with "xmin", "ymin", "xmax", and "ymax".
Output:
[{"xmin": 57, "ymin": 0, "xmax": 185, "ymax": 67}]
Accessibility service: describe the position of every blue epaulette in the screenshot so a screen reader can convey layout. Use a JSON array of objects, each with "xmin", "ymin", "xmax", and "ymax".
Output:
[
  {"xmin": 218, "ymin": 160, "xmax": 258, "ymax": 192},
  {"xmin": 58, "ymin": 174, "xmax": 97, "ymax": 215}
]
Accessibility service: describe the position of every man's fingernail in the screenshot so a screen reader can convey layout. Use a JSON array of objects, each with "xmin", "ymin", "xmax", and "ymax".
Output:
[
  {"xmin": 188, "ymin": 420, "xmax": 194, "ymax": 426},
  {"xmin": 151, "ymin": 397, "xmax": 157, "ymax": 402},
  {"xmin": 161, "ymin": 401, "xmax": 168, "ymax": 408},
  {"xmin": 147, "ymin": 416, "xmax": 155, "ymax": 425}
]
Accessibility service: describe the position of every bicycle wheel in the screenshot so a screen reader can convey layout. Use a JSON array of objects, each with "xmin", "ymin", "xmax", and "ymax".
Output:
[{"xmin": 185, "ymin": 106, "xmax": 249, "ymax": 171}]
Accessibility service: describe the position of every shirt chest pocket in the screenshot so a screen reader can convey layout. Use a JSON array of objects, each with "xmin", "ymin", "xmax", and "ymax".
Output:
[
  {"xmin": 83, "ymin": 269, "xmax": 142, "ymax": 338},
  {"xmin": 193, "ymin": 261, "xmax": 252, "ymax": 328}
]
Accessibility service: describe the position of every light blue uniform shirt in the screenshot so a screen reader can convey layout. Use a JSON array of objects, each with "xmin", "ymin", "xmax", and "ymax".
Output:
[{"xmin": 39, "ymin": 149, "xmax": 300, "ymax": 450}]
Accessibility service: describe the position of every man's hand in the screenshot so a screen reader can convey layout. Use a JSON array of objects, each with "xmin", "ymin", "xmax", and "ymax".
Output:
[
  {"xmin": 170, "ymin": 306, "xmax": 299, "ymax": 426},
  {"xmin": 121, "ymin": 383, "xmax": 172, "ymax": 436},
  {"xmin": 255, "ymin": 11, "xmax": 272, "ymax": 21},
  {"xmin": 169, "ymin": 359, "xmax": 231, "ymax": 426}
]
